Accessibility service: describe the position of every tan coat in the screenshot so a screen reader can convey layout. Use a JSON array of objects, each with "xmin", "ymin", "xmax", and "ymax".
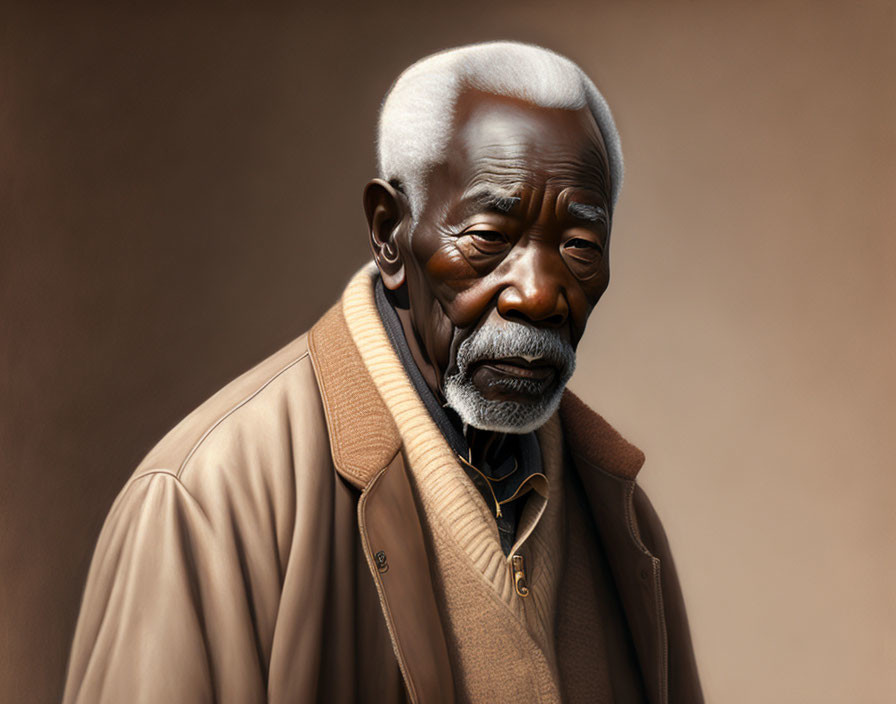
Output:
[{"xmin": 63, "ymin": 265, "xmax": 703, "ymax": 704}]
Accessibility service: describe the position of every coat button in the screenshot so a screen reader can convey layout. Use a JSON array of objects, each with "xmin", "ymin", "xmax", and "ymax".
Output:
[{"xmin": 375, "ymin": 550, "xmax": 389, "ymax": 573}]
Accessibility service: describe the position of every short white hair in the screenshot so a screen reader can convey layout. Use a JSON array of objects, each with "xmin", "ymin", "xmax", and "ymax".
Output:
[{"xmin": 376, "ymin": 40, "xmax": 624, "ymax": 221}]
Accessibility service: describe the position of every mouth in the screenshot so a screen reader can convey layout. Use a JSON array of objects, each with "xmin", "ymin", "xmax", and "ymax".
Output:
[
  {"xmin": 470, "ymin": 356, "xmax": 560, "ymax": 397},
  {"xmin": 475, "ymin": 356, "xmax": 558, "ymax": 381}
]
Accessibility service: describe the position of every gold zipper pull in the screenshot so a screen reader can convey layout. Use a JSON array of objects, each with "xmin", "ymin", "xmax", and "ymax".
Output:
[
  {"xmin": 512, "ymin": 553, "xmax": 530, "ymax": 598},
  {"xmin": 456, "ymin": 451, "xmax": 503, "ymax": 518}
]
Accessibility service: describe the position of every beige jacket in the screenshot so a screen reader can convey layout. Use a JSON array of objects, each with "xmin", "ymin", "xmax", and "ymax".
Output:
[{"xmin": 63, "ymin": 265, "xmax": 702, "ymax": 704}]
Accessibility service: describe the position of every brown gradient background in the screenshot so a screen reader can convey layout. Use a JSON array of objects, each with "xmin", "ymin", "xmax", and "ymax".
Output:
[{"xmin": 2, "ymin": 2, "xmax": 894, "ymax": 702}]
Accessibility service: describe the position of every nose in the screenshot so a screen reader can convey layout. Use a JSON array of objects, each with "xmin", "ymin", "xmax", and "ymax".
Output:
[{"xmin": 496, "ymin": 248, "xmax": 569, "ymax": 328}]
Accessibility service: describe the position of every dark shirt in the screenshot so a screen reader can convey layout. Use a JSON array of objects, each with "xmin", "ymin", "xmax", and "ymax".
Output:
[{"xmin": 374, "ymin": 277, "xmax": 543, "ymax": 555}]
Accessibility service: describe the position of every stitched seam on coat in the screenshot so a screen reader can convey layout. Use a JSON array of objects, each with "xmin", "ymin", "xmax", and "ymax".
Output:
[
  {"xmin": 176, "ymin": 352, "xmax": 310, "ymax": 479},
  {"xmin": 653, "ymin": 557, "xmax": 669, "ymax": 704},
  {"xmin": 122, "ymin": 470, "xmax": 213, "ymax": 527}
]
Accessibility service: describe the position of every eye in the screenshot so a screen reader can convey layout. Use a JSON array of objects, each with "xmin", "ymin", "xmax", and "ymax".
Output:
[
  {"xmin": 466, "ymin": 230, "xmax": 509, "ymax": 254},
  {"xmin": 563, "ymin": 237, "xmax": 603, "ymax": 261}
]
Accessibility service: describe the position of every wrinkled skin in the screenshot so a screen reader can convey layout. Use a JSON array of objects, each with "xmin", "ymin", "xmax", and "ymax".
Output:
[{"xmin": 365, "ymin": 88, "xmax": 613, "ymax": 459}]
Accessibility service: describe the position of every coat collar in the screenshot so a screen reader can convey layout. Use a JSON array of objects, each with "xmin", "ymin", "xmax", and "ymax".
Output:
[
  {"xmin": 308, "ymin": 300, "xmax": 402, "ymax": 490},
  {"xmin": 308, "ymin": 263, "xmax": 646, "ymax": 490}
]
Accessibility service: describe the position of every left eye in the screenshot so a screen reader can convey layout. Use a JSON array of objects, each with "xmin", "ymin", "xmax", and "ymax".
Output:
[
  {"xmin": 565, "ymin": 237, "xmax": 601, "ymax": 252},
  {"xmin": 562, "ymin": 238, "xmax": 604, "ymax": 273}
]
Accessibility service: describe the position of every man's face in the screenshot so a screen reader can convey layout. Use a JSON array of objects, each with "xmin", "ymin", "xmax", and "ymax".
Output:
[{"xmin": 391, "ymin": 89, "xmax": 612, "ymax": 431}]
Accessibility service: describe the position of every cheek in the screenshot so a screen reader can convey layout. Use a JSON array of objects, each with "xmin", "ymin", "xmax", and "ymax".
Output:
[
  {"xmin": 402, "ymin": 243, "xmax": 463, "ymax": 373},
  {"xmin": 570, "ymin": 268, "xmax": 610, "ymax": 344},
  {"xmin": 404, "ymin": 282, "xmax": 457, "ymax": 377},
  {"xmin": 584, "ymin": 263, "xmax": 610, "ymax": 303},
  {"xmin": 427, "ymin": 298, "xmax": 456, "ymax": 372},
  {"xmin": 424, "ymin": 238, "xmax": 482, "ymax": 291},
  {"xmin": 418, "ymin": 245, "xmax": 497, "ymax": 373},
  {"xmin": 419, "ymin": 242, "xmax": 489, "ymax": 327}
]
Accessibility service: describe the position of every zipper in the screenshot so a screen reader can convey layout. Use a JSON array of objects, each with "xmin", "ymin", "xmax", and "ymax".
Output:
[
  {"xmin": 457, "ymin": 452, "xmax": 504, "ymax": 517},
  {"xmin": 511, "ymin": 553, "xmax": 530, "ymax": 597}
]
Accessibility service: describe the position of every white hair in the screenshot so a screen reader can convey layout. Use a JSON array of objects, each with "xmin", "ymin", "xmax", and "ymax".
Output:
[{"xmin": 376, "ymin": 40, "xmax": 624, "ymax": 221}]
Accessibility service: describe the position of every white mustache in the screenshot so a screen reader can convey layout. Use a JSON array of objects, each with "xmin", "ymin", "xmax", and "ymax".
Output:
[{"xmin": 455, "ymin": 321, "xmax": 576, "ymax": 376}]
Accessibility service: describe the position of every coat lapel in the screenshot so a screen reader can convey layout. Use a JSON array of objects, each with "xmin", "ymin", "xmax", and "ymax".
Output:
[
  {"xmin": 560, "ymin": 392, "xmax": 669, "ymax": 704},
  {"xmin": 358, "ymin": 452, "xmax": 456, "ymax": 704},
  {"xmin": 309, "ymin": 303, "xmax": 455, "ymax": 704}
]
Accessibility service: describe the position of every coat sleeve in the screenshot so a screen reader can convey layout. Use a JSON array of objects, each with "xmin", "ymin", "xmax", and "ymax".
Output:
[
  {"xmin": 62, "ymin": 446, "xmax": 340, "ymax": 704},
  {"xmin": 62, "ymin": 471, "xmax": 270, "ymax": 704},
  {"xmin": 62, "ymin": 346, "xmax": 351, "ymax": 704}
]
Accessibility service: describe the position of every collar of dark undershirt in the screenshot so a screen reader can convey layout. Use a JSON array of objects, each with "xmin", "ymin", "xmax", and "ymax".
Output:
[{"xmin": 373, "ymin": 275, "xmax": 543, "ymax": 503}]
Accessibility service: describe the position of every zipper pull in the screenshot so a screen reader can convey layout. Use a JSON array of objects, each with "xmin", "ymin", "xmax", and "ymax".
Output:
[{"xmin": 511, "ymin": 553, "xmax": 530, "ymax": 598}]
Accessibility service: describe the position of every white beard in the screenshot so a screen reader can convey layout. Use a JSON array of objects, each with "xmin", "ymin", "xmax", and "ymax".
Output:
[{"xmin": 442, "ymin": 321, "xmax": 576, "ymax": 434}]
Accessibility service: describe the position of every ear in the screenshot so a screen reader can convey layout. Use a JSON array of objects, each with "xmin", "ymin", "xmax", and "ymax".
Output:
[{"xmin": 363, "ymin": 178, "xmax": 412, "ymax": 290}]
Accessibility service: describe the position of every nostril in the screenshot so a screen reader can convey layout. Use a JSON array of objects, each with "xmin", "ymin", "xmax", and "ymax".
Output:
[
  {"xmin": 504, "ymin": 309, "xmax": 529, "ymax": 324},
  {"xmin": 502, "ymin": 308, "xmax": 566, "ymax": 327}
]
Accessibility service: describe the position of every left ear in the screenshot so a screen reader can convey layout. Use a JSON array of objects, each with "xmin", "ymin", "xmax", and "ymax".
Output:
[{"xmin": 363, "ymin": 178, "xmax": 412, "ymax": 290}]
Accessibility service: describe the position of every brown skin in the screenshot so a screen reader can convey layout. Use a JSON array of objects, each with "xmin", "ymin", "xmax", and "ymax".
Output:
[{"xmin": 365, "ymin": 88, "xmax": 612, "ymax": 462}]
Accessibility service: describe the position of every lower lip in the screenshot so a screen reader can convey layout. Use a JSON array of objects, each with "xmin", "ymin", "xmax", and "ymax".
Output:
[{"xmin": 472, "ymin": 362, "xmax": 558, "ymax": 397}]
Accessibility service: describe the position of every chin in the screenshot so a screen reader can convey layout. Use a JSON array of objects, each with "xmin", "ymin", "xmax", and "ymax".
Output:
[{"xmin": 443, "ymin": 379, "xmax": 568, "ymax": 434}]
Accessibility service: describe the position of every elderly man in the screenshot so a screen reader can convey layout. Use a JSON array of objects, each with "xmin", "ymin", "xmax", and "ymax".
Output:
[{"xmin": 64, "ymin": 41, "xmax": 702, "ymax": 703}]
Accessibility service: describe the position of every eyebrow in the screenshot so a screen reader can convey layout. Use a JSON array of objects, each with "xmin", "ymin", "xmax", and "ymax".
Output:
[
  {"xmin": 458, "ymin": 183, "xmax": 522, "ymax": 217},
  {"xmin": 567, "ymin": 201, "xmax": 608, "ymax": 224}
]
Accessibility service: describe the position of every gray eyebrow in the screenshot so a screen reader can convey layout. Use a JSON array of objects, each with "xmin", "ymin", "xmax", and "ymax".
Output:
[
  {"xmin": 567, "ymin": 201, "xmax": 607, "ymax": 223},
  {"xmin": 460, "ymin": 183, "xmax": 521, "ymax": 214},
  {"xmin": 490, "ymin": 195, "xmax": 521, "ymax": 213}
]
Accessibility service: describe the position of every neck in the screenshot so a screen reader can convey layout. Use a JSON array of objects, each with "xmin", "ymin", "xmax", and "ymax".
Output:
[
  {"xmin": 393, "ymin": 304, "xmax": 443, "ymax": 400},
  {"xmin": 464, "ymin": 424, "xmax": 509, "ymax": 467}
]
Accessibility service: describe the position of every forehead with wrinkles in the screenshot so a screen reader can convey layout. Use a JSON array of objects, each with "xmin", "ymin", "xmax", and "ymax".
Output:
[{"xmin": 434, "ymin": 90, "xmax": 611, "ymax": 211}]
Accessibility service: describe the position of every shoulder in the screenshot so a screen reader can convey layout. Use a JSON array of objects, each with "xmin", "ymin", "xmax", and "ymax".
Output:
[
  {"xmin": 129, "ymin": 330, "xmax": 331, "ymax": 501},
  {"xmin": 65, "ymin": 332, "xmax": 336, "ymax": 702}
]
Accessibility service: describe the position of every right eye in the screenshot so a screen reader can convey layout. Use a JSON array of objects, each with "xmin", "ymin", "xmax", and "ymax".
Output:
[{"xmin": 466, "ymin": 230, "xmax": 509, "ymax": 254}]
